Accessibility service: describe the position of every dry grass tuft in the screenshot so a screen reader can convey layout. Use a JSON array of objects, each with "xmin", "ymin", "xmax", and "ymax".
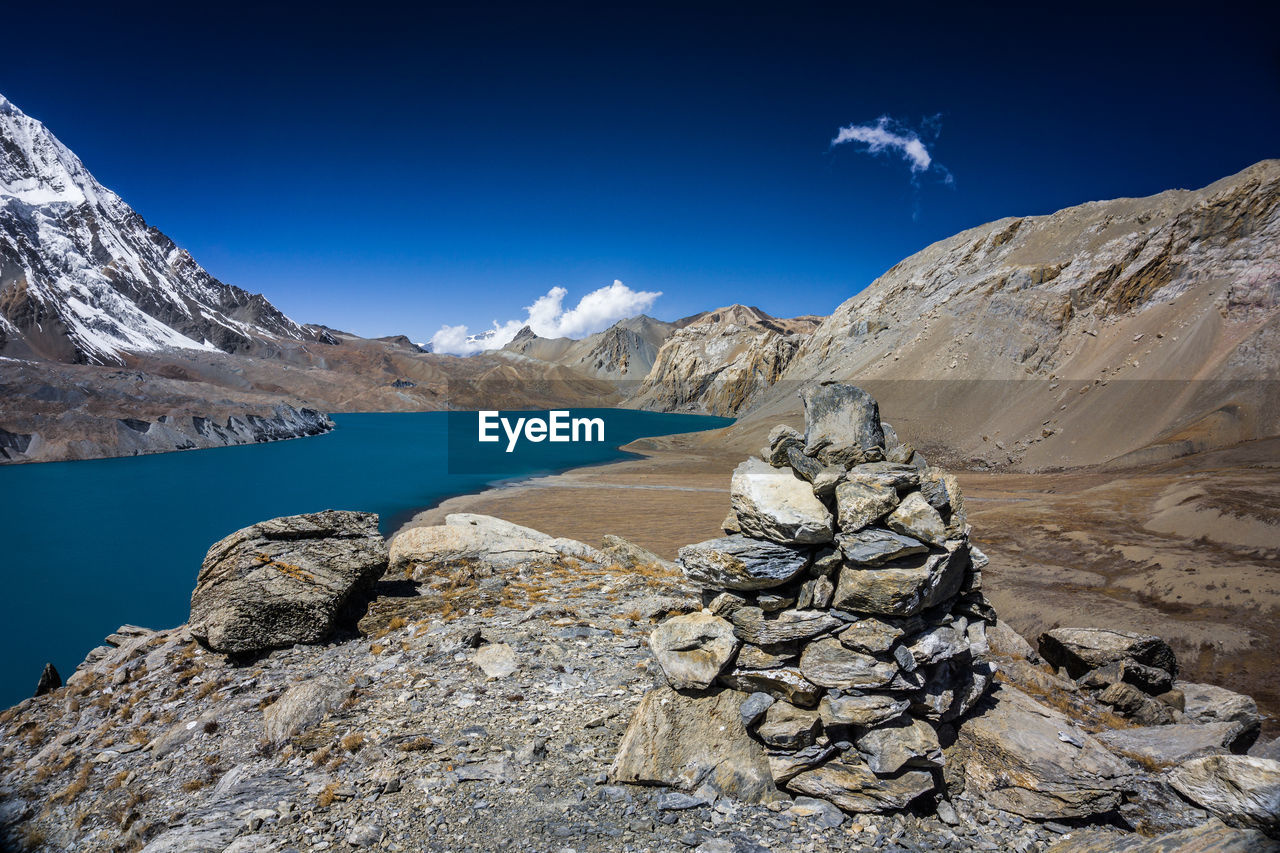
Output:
[
  {"xmin": 317, "ymin": 782, "xmax": 338, "ymax": 808},
  {"xmin": 340, "ymin": 732, "xmax": 365, "ymax": 753}
]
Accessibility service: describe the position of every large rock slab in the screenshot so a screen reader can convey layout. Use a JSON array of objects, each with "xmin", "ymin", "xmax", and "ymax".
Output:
[
  {"xmin": 190, "ymin": 511, "xmax": 388, "ymax": 655},
  {"xmin": 1044, "ymin": 818, "xmax": 1280, "ymax": 852},
  {"xmin": 445, "ymin": 513, "xmax": 604, "ymax": 562},
  {"xmin": 263, "ymin": 676, "xmax": 349, "ymax": 745},
  {"xmin": 801, "ymin": 383, "xmax": 885, "ymax": 466},
  {"xmin": 819, "ymin": 692, "xmax": 911, "ymax": 728},
  {"xmin": 730, "ymin": 458, "xmax": 834, "ymax": 544},
  {"xmin": 787, "ymin": 761, "xmax": 934, "ymax": 813},
  {"xmin": 1177, "ymin": 681, "xmax": 1261, "ymax": 730},
  {"xmin": 1039, "ymin": 628, "xmax": 1178, "ymax": 679},
  {"xmin": 947, "ymin": 685, "xmax": 1134, "ymax": 820},
  {"xmin": 391, "ymin": 516, "xmax": 597, "ymax": 579},
  {"xmin": 831, "ymin": 544, "xmax": 967, "ymax": 617},
  {"xmin": 729, "ymin": 607, "xmax": 843, "ymax": 645},
  {"xmin": 718, "ymin": 666, "xmax": 822, "ymax": 708},
  {"xmin": 649, "ymin": 613, "xmax": 740, "ymax": 690},
  {"xmin": 678, "ymin": 535, "xmax": 811, "ymax": 591},
  {"xmin": 1168, "ymin": 755, "xmax": 1280, "ymax": 834},
  {"xmin": 609, "ymin": 685, "xmax": 781, "ymax": 803},
  {"xmin": 1097, "ymin": 723, "xmax": 1250, "ymax": 767}
]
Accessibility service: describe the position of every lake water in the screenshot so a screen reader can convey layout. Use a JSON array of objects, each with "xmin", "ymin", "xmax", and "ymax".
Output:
[{"xmin": 0, "ymin": 409, "xmax": 731, "ymax": 708}]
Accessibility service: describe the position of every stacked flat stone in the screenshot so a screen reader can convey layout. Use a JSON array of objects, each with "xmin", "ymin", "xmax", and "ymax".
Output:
[{"xmin": 650, "ymin": 383, "xmax": 997, "ymax": 814}]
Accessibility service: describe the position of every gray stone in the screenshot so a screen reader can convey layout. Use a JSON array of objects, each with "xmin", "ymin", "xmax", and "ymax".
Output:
[
  {"xmin": 799, "ymin": 638, "xmax": 900, "ymax": 690},
  {"xmin": 811, "ymin": 466, "xmax": 844, "ymax": 501},
  {"xmin": 600, "ymin": 534, "xmax": 678, "ymax": 571},
  {"xmin": 1038, "ymin": 627, "xmax": 1178, "ymax": 679},
  {"xmin": 346, "ymin": 822, "xmax": 383, "ymax": 846},
  {"xmin": 1077, "ymin": 660, "xmax": 1174, "ymax": 696},
  {"xmin": 834, "ymin": 481, "xmax": 899, "ymax": 534},
  {"xmin": 785, "ymin": 445, "xmax": 824, "ymax": 482},
  {"xmin": 819, "ymin": 692, "xmax": 911, "ymax": 727},
  {"xmin": 1097, "ymin": 723, "xmax": 1252, "ymax": 767},
  {"xmin": 845, "ymin": 461, "xmax": 921, "ymax": 491},
  {"xmin": 766, "ymin": 424, "xmax": 805, "ymax": 467},
  {"xmin": 788, "ymin": 796, "xmax": 847, "ymax": 828},
  {"xmin": 730, "ymin": 458, "xmax": 834, "ymax": 545},
  {"xmin": 263, "ymin": 676, "xmax": 349, "ymax": 745},
  {"xmin": 914, "ymin": 657, "xmax": 995, "ymax": 722},
  {"xmin": 472, "ymin": 642, "xmax": 518, "ymax": 679},
  {"xmin": 718, "ymin": 666, "xmax": 823, "ymax": 708},
  {"xmin": 610, "ymin": 685, "xmax": 781, "ymax": 804},
  {"xmin": 884, "ymin": 492, "xmax": 948, "ymax": 547},
  {"xmin": 787, "ymin": 761, "xmax": 935, "ymax": 813},
  {"xmin": 649, "ymin": 613, "xmax": 740, "ymax": 690},
  {"xmin": 1097, "ymin": 681, "xmax": 1178, "ymax": 725},
  {"xmin": 678, "ymin": 536, "xmax": 812, "ymax": 592},
  {"xmin": 1178, "ymin": 681, "xmax": 1261, "ymax": 730},
  {"xmin": 801, "ymin": 383, "xmax": 885, "ymax": 466},
  {"xmin": 768, "ymin": 743, "xmax": 838, "ymax": 785},
  {"xmin": 1167, "ymin": 755, "xmax": 1280, "ymax": 834},
  {"xmin": 855, "ymin": 715, "xmax": 942, "ymax": 773},
  {"xmin": 837, "ymin": 618, "xmax": 904, "ymax": 654},
  {"xmin": 739, "ymin": 692, "xmax": 776, "ymax": 728},
  {"xmin": 946, "ymin": 685, "xmax": 1134, "ymax": 820},
  {"xmin": 1041, "ymin": 818, "xmax": 1280, "ymax": 852},
  {"xmin": 735, "ymin": 642, "xmax": 796, "ymax": 669},
  {"xmin": 756, "ymin": 701, "xmax": 822, "ymax": 750},
  {"xmin": 831, "ymin": 544, "xmax": 967, "ymax": 617},
  {"xmin": 838, "ymin": 527, "xmax": 929, "ymax": 565},
  {"xmin": 904, "ymin": 623, "xmax": 970, "ymax": 666},
  {"xmin": 729, "ymin": 607, "xmax": 843, "ymax": 645},
  {"xmin": 190, "ymin": 511, "xmax": 388, "ymax": 655},
  {"xmin": 756, "ymin": 592, "xmax": 794, "ymax": 612}
]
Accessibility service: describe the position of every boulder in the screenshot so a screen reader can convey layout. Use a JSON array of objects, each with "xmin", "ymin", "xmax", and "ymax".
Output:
[
  {"xmin": 728, "ymin": 607, "xmax": 843, "ymax": 645},
  {"xmin": 1168, "ymin": 755, "xmax": 1280, "ymax": 835},
  {"xmin": 739, "ymin": 692, "xmax": 775, "ymax": 728},
  {"xmin": 609, "ymin": 685, "xmax": 781, "ymax": 804},
  {"xmin": 854, "ymin": 715, "xmax": 942, "ymax": 773},
  {"xmin": 801, "ymin": 383, "xmax": 885, "ymax": 466},
  {"xmin": 768, "ymin": 744, "xmax": 838, "ymax": 785},
  {"xmin": 838, "ymin": 528, "xmax": 929, "ymax": 565},
  {"xmin": 986, "ymin": 619, "xmax": 1038, "ymax": 662},
  {"xmin": 649, "ymin": 613, "xmax": 740, "ymax": 690},
  {"xmin": 600, "ymin": 534, "xmax": 677, "ymax": 571},
  {"xmin": 845, "ymin": 461, "xmax": 921, "ymax": 491},
  {"xmin": 831, "ymin": 545, "xmax": 966, "ymax": 617},
  {"xmin": 818, "ymin": 692, "xmax": 911, "ymax": 728},
  {"xmin": 1038, "ymin": 628, "xmax": 1178, "ymax": 679},
  {"xmin": 190, "ymin": 511, "xmax": 388, "ymax": 655},
  {"xmin": 472, "ymin": 642, "xmax": 519, "ymax": 679},
  {"xmin": 445, "ymin": 513, "xmax": 603, "ymax": 562},
  {"xmin": 1077, "ymin": 659, "xmax": 1174, "ymax": 696},
  {"xmin": 787, "ymin": 761, "xmax": 935, "ymax": 813},
  {"xmin": 884, "ymin": 492, "xmax": 947, "ymax": 547},
  {"xmin": 1097, "ymin": 723, "xmax": 1251, "ymax": 767},
  {"xmin": 947, "ymin": 685, "xmax": 1134, "ymax": 820},
  {"xmin": 1178, "ymin": 681, "xmax": 1261, "ymax": 732},
  {"xmin": 730, "ymin": 458, "xmax": 834, "ymax": 545},
  {"xmin": 1096, "ymin": 681, "xmax": 1177, "ymax": 725},
  {"xmin": 678, "ymin": 535, "xmax": 812, "ymax": 591},
  {"xmin": 263, "ymin": 676, "xmax": 349, "ymax": 744},
  {"xmin": 834, "ymin": 481, "xmax": 899, "ymax": 535},
  {"xmin": 766, "ymin": 424, "xmax": 804, "ymax": 467},
  {"xmin": 799, "ymin": 638, "xmax": 901, "ymax": 690},
  {"xmin": 756, "ymin": 701, "xmax": 822, "ymax": 750}
]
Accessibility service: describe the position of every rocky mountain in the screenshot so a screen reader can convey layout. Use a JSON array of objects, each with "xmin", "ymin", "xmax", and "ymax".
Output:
[
  {"xmin": 685, "ymin": 162, "xmax": 1280, "ymax": 469},
  {"xmin": 0, "ymin": 93, "xmax": 332, "ymax": 366},
  {"xmin": 500, "ymin": 314, "xmax": 677, "ymax": 380},
  {"xmin": 627, "ymin": 305, "xmax": 823, "ymax": 415}
]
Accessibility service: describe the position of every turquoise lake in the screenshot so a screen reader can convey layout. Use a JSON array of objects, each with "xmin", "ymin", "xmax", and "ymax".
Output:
[{"xmin": 0, "ymin": 409, "xmax": 731, "ymax": 709}]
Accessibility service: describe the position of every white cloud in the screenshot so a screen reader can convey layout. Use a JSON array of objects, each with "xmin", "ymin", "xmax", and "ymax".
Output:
[
  {"xmin": 831, "ymin": 116, "xmax": 952, "ymax": 186},
  {"xmin": 429, "ymin": 280, "xmax": 662, "ymax": 355}
]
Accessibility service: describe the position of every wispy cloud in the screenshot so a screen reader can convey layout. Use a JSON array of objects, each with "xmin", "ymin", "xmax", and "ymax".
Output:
[
  {"xmin": 831, "ymin": 114, "xmax": 953, "ymax": 186},
  {"xmin": 429, "ymin": 280, "xmax": 662, "ymax": 355}
]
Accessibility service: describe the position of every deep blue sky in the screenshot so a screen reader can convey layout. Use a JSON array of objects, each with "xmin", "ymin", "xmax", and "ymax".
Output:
[{"xmin": 5, "ymin": 2, "xmax": 1278, "ymax": 342}]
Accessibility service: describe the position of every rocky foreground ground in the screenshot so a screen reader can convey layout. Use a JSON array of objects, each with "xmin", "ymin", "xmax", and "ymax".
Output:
[{"xmin": 1, "ymin": 386, "xmax": 1278, "ymax": 852}]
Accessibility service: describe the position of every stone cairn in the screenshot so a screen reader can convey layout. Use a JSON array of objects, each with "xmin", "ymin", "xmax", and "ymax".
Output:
[{"xmin": 612, "ymin": 383, "xmax": 998, "ymax": 813}]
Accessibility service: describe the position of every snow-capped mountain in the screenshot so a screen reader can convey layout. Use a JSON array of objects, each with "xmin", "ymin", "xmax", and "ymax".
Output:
[{"xmin": 0, "ymin": 93, "xmax": 317, "ymax": 365}]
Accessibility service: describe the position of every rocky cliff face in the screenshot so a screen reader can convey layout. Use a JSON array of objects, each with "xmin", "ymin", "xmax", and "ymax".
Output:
[
  {"xmin": 709, "ymin": 162, "xmax": 1280, "ymax": 469},
  {"xmin": 500, "ymin": 315, "xmax": 678, "ymax": 380},
  {"xmin": 0, "ymin": 93, "xmax": 330, "ymax": 367},
  {"xmin": 628, "ymin": 305, "xmax": 822, "ymax": 415}
]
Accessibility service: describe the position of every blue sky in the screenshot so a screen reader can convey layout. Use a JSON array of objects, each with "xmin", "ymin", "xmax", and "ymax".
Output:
[{"xmin": 4, "ymin": 2, "xmax": 1278, "ymax": 348}]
